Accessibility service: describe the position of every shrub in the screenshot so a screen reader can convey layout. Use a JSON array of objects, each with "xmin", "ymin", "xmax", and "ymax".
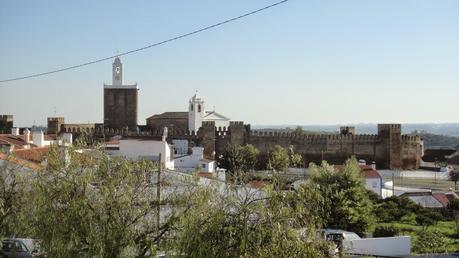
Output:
[
  {"xmin": 413, "ymin": 229, "xmax": 448, "ymax": 254},
  {"xmin": 373, "ymin": 225, "xmax": 400, "ymax": 237}
]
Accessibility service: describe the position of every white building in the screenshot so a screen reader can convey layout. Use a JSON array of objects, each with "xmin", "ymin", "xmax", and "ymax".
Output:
[
  {"xmin": 174, "ymin": 147, "xmax": 216, "ymax": 172},
  {"xmin": 115, "ymin": 129, "xmax": 174, "ymax": 169},
  {"xmin": 364, "ymin": 169, "xmax": 383, "ymax": 197},
  {"xmin": 188, "ymin": 92, "xmax": 230, "ymax": 133}
]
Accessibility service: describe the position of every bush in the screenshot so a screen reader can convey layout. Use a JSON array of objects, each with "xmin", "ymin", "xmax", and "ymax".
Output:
[
  {"xmin": 413, "ymin": 229, "xmax": 449, "ymax": 254},
  {"xmin": 373, "ymin": 225, "xmax": 400, "ymax": 237}
]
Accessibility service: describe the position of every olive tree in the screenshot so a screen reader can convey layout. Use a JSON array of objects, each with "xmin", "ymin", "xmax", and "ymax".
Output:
[
  {"xmin": 171, "ymin": 183, "xmax": 332, "ymax": 257},
  {"xmin": 296, "ymin": 158, "xmax": 376, "ymax": 235},
  {"xmin": 27, "ymin": 146, "xmax": 200, "ymax": 258}
]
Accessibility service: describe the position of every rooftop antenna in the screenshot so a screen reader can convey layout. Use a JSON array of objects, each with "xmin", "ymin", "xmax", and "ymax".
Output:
[{"xmin": 53, "ymin": 106, "xmax": 57, "ymax": 116}]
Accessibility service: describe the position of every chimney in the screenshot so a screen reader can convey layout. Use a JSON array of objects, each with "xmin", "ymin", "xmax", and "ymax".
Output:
[
  {"xmin": 162, "ymin": 127, "xmax": 168, "ymax": 142},
  {"xmin": 63, "ymin": 133, "xmax": 73, "ymax": 145},
  {"xmin": 11, "ymin": 127, "xmax": 19, "ymax": 136},
  {"xmin": 24, "ymin": 128, "xmax": 31, "ymax": 143},
  {"xmin": 32, "ymin": 130, "xmax": 45, "ymax": 147},
  {"xmin": 371, "ymin": 161, "xmax": 376, "ymax": 170}
]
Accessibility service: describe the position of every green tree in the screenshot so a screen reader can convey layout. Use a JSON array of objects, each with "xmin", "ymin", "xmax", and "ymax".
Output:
[
  {"xmin": 0, "ymin": 157, "xmax": 30, "ymax": 237},
  {"xmin": 171, "ymin": 185, "xmax": 332, "ymax": 258},
  {"xmin": 268, "ymin": 145, "xmax": 290, "ymax": 172},
  {"xmin": 288, "ymin": 146, "xmax": 303, "ymax": 168},
  {"xmin": 374, "ymin": 195, "xmax": 422, "ymax": 223},
  {"xmin": 449, "ymin": 167, "xmax": 459, "ymax": 191},
  {"xmin": 219, "ymin": 144, "xmax": 260, "ymax": 182},
  {"xmin": 413, "ymin": 229, "xmax": 448, "ymax": 254},
  {"xmin": 26, "ymin": 146, "xmax": 199, "ymax": 257},
  {"xmin": 219, "ymin": 144, "xmax": 245, "ymax": 182},
  {"xmin": 241, "ymin": 144, "xmax": 259, "ymax": 172},
  {"xmin": 293, "ymin": 126, "xmax": 305, "ymax": 136},
  {"xmin": 297, "ymin": 158, "xmax": 376, "ymax": 235},
  {"xmin": 447, "ymin": 198, "xmax": 459, "ymax": 234}
]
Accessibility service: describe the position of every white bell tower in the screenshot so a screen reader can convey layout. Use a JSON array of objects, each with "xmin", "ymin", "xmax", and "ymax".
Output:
[
  {"xmin": 112, "ymin": 57, "xmax": 123, "ymax": 86},
  {"xmin": 188, "ymin": 91, "xmax": 204, "ymax": 133}
]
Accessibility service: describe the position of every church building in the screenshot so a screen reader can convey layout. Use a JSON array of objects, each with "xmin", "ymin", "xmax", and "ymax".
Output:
[{"xmin": 147, "ymin": 92, "xmax": 230, "ymax": 133}]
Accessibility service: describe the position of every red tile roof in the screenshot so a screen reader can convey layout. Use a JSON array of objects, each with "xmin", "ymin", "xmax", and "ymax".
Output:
[
  {"xmin": 433, "ymin": 193, "xmax": 450, "ymax": 207},
  {"xmin": 14, "ymin": 147, "xmax": 49, "ymax": 163},
  {"xmin": 0, "ymin": 134, "xmax": 30, "ymax": 149},
  {"xmin": 0, "ymin": 152, "xmax": 42, "ymax": 171},
  {"xmin": 357, "ymin": 164, "xmax": 382, "ymax": 178},
  {"xmin": 364, "ymin": 170, "xmax": 382, "ymax": 179}
]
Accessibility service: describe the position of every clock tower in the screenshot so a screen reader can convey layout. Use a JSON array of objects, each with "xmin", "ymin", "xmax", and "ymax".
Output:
[
  {"xmin": 104, "ymin": 57, "xmax": 138, "ymax": 131},
  {"xmin": 112, "ymin": 57, "xmax": 123, "ymax": 85}
]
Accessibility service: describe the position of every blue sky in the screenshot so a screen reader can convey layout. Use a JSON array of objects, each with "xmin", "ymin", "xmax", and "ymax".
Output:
[{"xmin": 1, "ymin": 0, "xmax": 458, "ymax": 127}]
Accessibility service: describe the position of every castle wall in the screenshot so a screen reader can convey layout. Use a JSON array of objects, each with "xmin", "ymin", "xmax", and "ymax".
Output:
[{"xmin": 206, "ymin": 123, "xmax": 421, "ymax": 170}]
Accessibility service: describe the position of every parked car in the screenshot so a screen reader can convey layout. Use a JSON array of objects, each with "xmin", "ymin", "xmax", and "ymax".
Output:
[{"xmin": 1, "ymin": 238, "xmax": 42, "ymax": 258}]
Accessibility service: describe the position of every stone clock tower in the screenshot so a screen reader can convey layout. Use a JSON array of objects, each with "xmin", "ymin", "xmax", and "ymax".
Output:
[{"xmin": 103, "ymin": 57, "xmax": 138, "ymax": 130}]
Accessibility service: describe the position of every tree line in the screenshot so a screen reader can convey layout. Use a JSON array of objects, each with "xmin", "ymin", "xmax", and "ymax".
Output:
[{"xmin": 2, "ymin": 142, "xmax": 457, "ymax": 256}]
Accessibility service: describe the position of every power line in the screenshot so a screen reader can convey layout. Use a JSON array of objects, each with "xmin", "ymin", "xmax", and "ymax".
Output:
[{"xmin": 0, "ymin": 0, "xmax": 289, "ymax": 84}]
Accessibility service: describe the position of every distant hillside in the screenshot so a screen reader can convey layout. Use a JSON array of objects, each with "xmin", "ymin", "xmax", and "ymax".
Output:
[{"xmin": 417, "ymin": 133, "xmax": 459, "ymax": 150}]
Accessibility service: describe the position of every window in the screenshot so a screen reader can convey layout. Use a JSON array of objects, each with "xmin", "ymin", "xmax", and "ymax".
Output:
[
  {"xmin": 372, "ymin": 181, "xmax": 377, "ymax": 188},
  {"xmin": 202, "ymin": 164, "xmax": 206, "ymax": 168},
  {"xmin": 190, "ymin": 104, "xmax": 193, "ymax": 111},
  {"xmin": 198, "ymin": 104, "xmax": 201, "ymax": 112}
]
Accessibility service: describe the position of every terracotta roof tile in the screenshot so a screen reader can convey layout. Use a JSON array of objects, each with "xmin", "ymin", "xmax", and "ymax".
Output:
[
  {"xmin": 14, "ymin": 147, "xmax": 49, "ymax": 163},
  {"xmin": 432, "ymin": 193, "xmax": 450, "ymax": 207},
  {"xmin": 0, "ymin": 134, "xmax": 29, "ymax": 149},
  {"xmin": 364, "ymin": 170, "xmax": 382, "ymax": 179}
]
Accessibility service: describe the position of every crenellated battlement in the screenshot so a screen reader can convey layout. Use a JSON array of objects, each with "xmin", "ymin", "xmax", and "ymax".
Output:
[
  {"xmin": 229, "ymin": 121, "xmax": 244, "ymax": 126},
  {"xmin": 401, "ymin": 134, "xmax": 421, "ymax": 143},
  {"xmin": 249, "ymin": 131, "xmax": 379, "ymax": 144},
  {"xmin": 202, "ymin": 121, "xmax": 215, "ymax": 127},
  {"xmin": 378, "ymin": 123, "xmax": 401, "ymax": 130}
]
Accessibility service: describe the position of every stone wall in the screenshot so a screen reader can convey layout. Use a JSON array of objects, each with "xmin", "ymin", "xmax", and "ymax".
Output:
[
  {"xmin": 201, "ymin": 123, "xmax": 421, "ymax": 170},
  {"xmin": 146, "ymin": 117, "xmax": 188, "ymax": 132},
  {"xmin": 104, "ymin": 88, "xmax": 138, "ymax": 130},
  {"xmin": 47, "ymin": 117, "xmax": 65, "ymax": 135}
]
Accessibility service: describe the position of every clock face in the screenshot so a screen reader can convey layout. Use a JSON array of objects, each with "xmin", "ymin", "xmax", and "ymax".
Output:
[{"xmin": 115, "ymin": 67, "xmax": 121, "ymax": 74}]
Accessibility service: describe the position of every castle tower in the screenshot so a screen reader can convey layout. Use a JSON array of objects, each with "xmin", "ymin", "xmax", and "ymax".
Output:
[
  {"xmin": 377, "ymin": 124, "xmax": 402, "ymax": 169},
  {"xmin": 0, "ymin": 115, "xmax": 13, "ymax": 134},
  {"xmin": 104, "ymin": 57, "xmax": 138, "ymax": 130},
  {"xmin": 47, "ymin": 117, "xmax": 65, "ymax": 135},
  {"xmin": 188, "ymin": 91, "xmax": 204, "ymax": 133}
]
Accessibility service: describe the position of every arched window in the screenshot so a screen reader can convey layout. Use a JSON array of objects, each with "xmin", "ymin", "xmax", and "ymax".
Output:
[
  {"xmin": 198, "ymin": 104, "xmax": 201, "ymax": 112},
  {"xmin": 190, "ymin": 104, "xmax": 193, "ymax": 111}
]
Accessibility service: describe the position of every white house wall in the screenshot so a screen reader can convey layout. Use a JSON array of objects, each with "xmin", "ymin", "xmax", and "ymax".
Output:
[{"xmin": 119, "ymin": 140, "xmax": 174, "ymax": 169}]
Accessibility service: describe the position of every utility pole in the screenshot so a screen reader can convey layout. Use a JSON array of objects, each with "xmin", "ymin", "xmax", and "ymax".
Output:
[
  {"xmin": 156, "ymin": 153, "xmax": 162, "ymax": 232},
  {"xmin": 392, "ymin": 172, "xmax": 395, "ymax": 196}
]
